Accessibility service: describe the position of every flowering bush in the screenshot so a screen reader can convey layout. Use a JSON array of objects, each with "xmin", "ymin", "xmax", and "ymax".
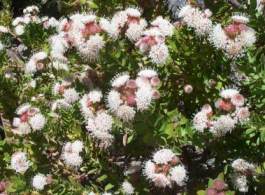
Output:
[{"xmin": 0, "ymin": 0, "xmax": 265, "ymax": 194}]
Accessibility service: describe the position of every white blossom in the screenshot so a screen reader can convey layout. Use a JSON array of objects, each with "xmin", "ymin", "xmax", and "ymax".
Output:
[
  {"xmin": 28, "ymin": 113, "xmax": 46, "ymax": 131},
  {"xmin": 153, "ymin": 149, "xmax": 175, "ymax": 164},
  {"xmin": 149, "ymin": 44, "xmax": 169, "ymax": 64},
  {"xmin": 32, "ymin": 174, "xmax": 48, "ymax": 190},
  {"xmin": 63, "ymin": 88, "xmax": 79, "ymax": 104},
  {"xmin": 170, "ymin": 165, "xmax": 188, "ymax": 186},
  {"xmin": 210, "ymin": 115, "xmax": 236, "ymax": 137},
  {"xmin": 11, "ymin": 152, "xmax": 30, "ymax": 173},
  {"xmin": 122, "ymin": 181, "xmax": 134, "ymax": 195}
]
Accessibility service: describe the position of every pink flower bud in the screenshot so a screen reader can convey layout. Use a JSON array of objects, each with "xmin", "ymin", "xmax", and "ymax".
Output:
[
  {"xmin": 0, "ymin": 181, "xmax": 6, "ymax": 192},
  {"xmin": 36, "ymin": 62, "xmax": 44, "ymax": 71},
  {"xmin": 46, "ymin": 175, "xmax": 53, "ymax": 184},
  {"xmin": 206, "ymin": 188, "xmax": 217, "ymax": 195},
  {"xmin": 212, "ymin": 179, "xmax": 227, "ymax": 192},
  {"xmin": 184, "ymin": 84, "xmax": 193, "ymax": 94},
  {"xmin": 150, "ymin": 77, "xmax": 160, "ymax": 87}
]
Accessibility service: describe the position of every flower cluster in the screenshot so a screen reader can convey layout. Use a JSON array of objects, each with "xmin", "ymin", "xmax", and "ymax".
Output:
[
  {"xmin": 80, "ymin": 90, "xmax": 114, "ymax": 148},
  {"xmin": 61, "ymin": 140, "xmax": 84, "ymax": 167},
  {"xmin": 12, "ymin": 103, "xmax": 46, "ymax": 135},
  {"xmin": 177, "ymin": 3, "xmax": 256, "ymax": 59},
  {"xmin": 48, "ymin": 7, "xmax": 174, "ymax": 65},
  {"xmin": 209, "ymin": 14, "xmax": 256, "ymax": 58},
  {"xmin": 231, "ymin": 159, "xmax": 255, "ymax": 192},
  {"xmin": 143, "ymin": 149, "xmax": 188, "ymax": 188},
  {"xmin": 12, "ymin": 5, "xmax": 58, "ymax": 36},
  {"xmin": 50, "ymin": 12, "xmax": 104, "ymax": 62},
  {"xmin": 107, "ymin": 69, "xmax": 160, "ymax": 122},
  {"xmin": 178, "ymin": 5, "xmax": 213, "ymax": 36},
  {"xmin": 11, "ymin": 152, "xmax": 30, "ymax": 174},
  {"xmin": 51, "ymin": 81, "xmax": 79, "ymax": 111},
  {"xmin": 193, "ymin": 89, "xmax": 250, "ymax": 136},
  {"xmin": 100, "ymin": 7, "xmax": 147, "ymax": 41},
  {"xmin": 135, "ymin": 17, "xmax": 174, "ymax": 64}
]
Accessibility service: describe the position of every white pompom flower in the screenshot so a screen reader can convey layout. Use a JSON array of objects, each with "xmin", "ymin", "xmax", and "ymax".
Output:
[
  {"xmin": 61, "ymin": 140, "xmax": 83, "ymax": 167},
  {"xmin": 11, "ymin": 152, "xmax": 30, "ymax": 174},
  {"xmin": 209, "ymin": 24, "xmax": 228, "ymax": 50},
  {"xmin": 15, "ymin": 25, "xmax": 25, "ymax": 35},
  {"xmin": 90, "ymin": 111, "xmax": 113, "ymax": 133},
  {"xmin": 135, "ymin": 86, "xmax": 153, "ymax": 111},
  {"xmin": 122, "ymin": 181, "xmax": 135, "ymax": 195},
  {"xmin": 63, "ymin": 153, "xmax": 83, "ymax": 167},
  {"xmin": 170, "ymin": 165, "xmax": 188, "ymax": 186},
  {"xmin": 126, "ymin": 22, "xmax": 146, "ymax": 42},
  {"xmin": 63, "ymin": 88, "xmax": 79, "ymax": 104},
  {"xmin": 210, "ymin": 115, "xmax": 236, "ymax": 137},
  {"xmin": 32, "ymin": 173, "xmax": 48, "ymax": 190},
  {"xmin": 78, "ymin": 34, "xmax": 105, "ymax": 61},
  {"xmin": 116, "ymin": 105, "xmax": 136, "ymax": 122},
  {"xmin": 149, "ymin": 44, "xmax": 169, "ymax": 64},
  {"xmin": 106, "ymin": 90, "xmax": 123, "ymax": 112},
  {"xmin": 88, "ymin": 90, "xmax": 103, "ymax": 103},
  {"xmin": 29, "ymin": 113, "xmax": 46, "ymax": 131},
  {"xmin": 193, "ymin": 111, "xmax": 209, "ymax": 132},
  {"xmin": 86, "ymin": 111, "xmax": 113, "ymax": 147},
  {"xmin": 178, "ymin": 5, "xmax": 213, "ymax": 36},
  {"xmin": 151, "ymin": 16, "xmax": 174, "ymax": 37},
  {"xmin": 71, "ymin": 140, "xmax": 84, "ymax": 154},
  {"xmin": 232, "ymin": 158, "xmax": 255, "ymax": 174}
]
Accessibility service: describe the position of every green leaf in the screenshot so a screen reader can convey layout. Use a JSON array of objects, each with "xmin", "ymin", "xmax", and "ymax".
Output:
[
  {"xmin": 196, "ymin": 190, "xmax": 205, "ymax": 195},
  {"xmin": 7, "ymin": 176, "xmax": 26, "ymax": 193},
  {"xmin": 96, "ymin": 174, "xmax": 108, "ymax": 183},
  {"xmin": 104, "ymin": 183, "xmax": 114, "ymax": 191}
]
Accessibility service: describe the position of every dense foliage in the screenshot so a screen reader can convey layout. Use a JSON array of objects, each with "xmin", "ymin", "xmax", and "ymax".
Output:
[{"xmin": 0, "ymin": 0, "xmax": 265, "ymax": 194}]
